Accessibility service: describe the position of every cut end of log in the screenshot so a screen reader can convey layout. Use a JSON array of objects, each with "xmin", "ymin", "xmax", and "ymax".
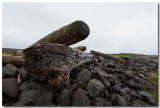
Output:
[{"xmin": 71, "ymin": 20, "xmax": 90, "ymax": 40}]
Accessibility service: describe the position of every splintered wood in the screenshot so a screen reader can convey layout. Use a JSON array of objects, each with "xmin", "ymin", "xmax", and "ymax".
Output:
[{"xmin": 23, "ymin": 42, "xmax": 94, "ymax": 86}]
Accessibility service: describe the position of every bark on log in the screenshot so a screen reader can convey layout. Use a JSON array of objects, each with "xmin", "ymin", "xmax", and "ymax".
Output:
[
  {"xmin": 23, "ymin": 42, "xmax": 94, "ymax": 86},
  {"xmin": 74, "ymin": 46, "xmax": 86, "ymax": 51},
  {"xmin": 2, "ymin": 55, "xmax": 24, "ymax": 67},
  {"xmin": 90, "ymin": 50, "xmax": 127, "ymax": 63},
  {"xmin": 29, "ymin": 20, "xmax": 90, "ymax": 48}
]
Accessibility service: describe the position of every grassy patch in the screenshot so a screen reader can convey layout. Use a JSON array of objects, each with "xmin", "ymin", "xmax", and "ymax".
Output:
[
  {"xmin": 142, "ymin": 71, "xmax": 158, "ymax": 105},
  {"xmin": 2, "ymin": 53, "xmax": 12, "ymax": 56},
  {"xmin": 110, "ymin": 54, "xmax": 134, "ymax": 58}
]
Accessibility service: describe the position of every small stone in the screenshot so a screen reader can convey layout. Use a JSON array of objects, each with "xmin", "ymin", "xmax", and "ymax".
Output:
[
  {"xmin": 123, "ymin": 71, "xmax": 133, "ymax": 76},
  {"xmin": 19, "ymin": 67, "xmax": 29, "ymax": 81},
  {"xmin": 92, "ymin": 98, "xmax": 106, "ymax": 106},
  {"xmin": 68, "ymin": 83, "xmax": 78, "ymax": 91},
  {"xmin": 76, "ymin": 88, "xmax": 88, "ymax": 95},
  {"xmin": 104, "ymin": 90, "xmax": 109, "ymax": 100},
  {"xmin": 86, "ymin": 79, "xmax": 105, "ymax": 98},
  {"xmin": 106, "ymin": 101, "xmax": 112, "ymax": 106},
  {"xmin": 76, "ymin": 68, "xmax": 91, "ymax": 82},
  {"xmin": 138, "ymin": 73, "xmax": 144, "ymax": 78},
  {"xmin": 72, "ymin": 91, "xmax": 90, "ymax": 106},
  {"xmin": 110, "ymin": 93, "xmax": 127, "ymax": 106},
  {"xmin": 111, "ymin": 84, "xmax": 121, "ymax": 93},
  {"xmin": 120, "ymin": 87, "xmax": 131, "ymax": 94},
  {"xmin": 19, "ymin": 90, "xmax": 46, "ymax": 105},
  {"xmin": 2, "ymin": 64, "xmax": 18, "ymax": 77},
  {"xmin": 19, "ymin": 81, "xmax": 45, "ymax": 92},
  {"xmin": 2, "ymin": 78, "xmax": 20, "ymax": 99},
  {"xmin": 128, "ymin": 79, "xmax": 142, "ymax": 90},
  {"xmin": 56, "ymin": 88, "xmax": 70, "ymax": 106},
  {"xmin": 138, "ymin": 91, "xmax": 155, "ymax": 105},
  {"xmin": 35, "ymin": 91, "xmax": 53, "ymax": 106},
  {"xmin": 94, "ymin": 72, "xmax": 110, "ymax": 88}
]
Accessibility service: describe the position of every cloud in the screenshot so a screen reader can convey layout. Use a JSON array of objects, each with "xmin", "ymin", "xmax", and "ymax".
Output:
[{"xmin": 2, "ymin": 2, "xmax": 158, "ymax": 55}]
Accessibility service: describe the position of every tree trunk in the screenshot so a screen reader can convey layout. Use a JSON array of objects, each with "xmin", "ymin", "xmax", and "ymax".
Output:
[
  {"xmin": 90, "ymin": 50, "xmax": 127, "ymax": 63},
  {"xmin": 2, "ymin": 55, "xmax": 24, "ymax": 67},
  {"xmin": 29, "ymin": 20, "xmax": 90, "ymax": 48},
  {"xmin": 23, "ymin": 42, "xmax": 94, "ymax": 86}
]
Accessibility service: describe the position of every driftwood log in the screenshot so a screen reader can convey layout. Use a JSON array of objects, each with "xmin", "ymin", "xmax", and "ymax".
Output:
[
  {"xmin": 2, "ymin": 55, "xmax": 24, "ymax": 67},
  {"xmin": 90, "ymin": 50, "xmax": 127, "ymax": 63},
  {"xmin": 29, "ymin": 20, "xmax": 90, "ymax": 47},
  {"xmin": 23, "ymin": 42, "xmax": 94, "ymax": 86},
  {"xmin": 74, "ymin": 46, "xmax": 86, "ymax": 51}
]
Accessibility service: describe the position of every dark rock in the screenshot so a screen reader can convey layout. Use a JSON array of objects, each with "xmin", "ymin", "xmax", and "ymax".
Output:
[
  {"xmin": 78, "ymin": 82, "xmax": 86, "ymax": 89},
  {"xmin": 106, "ymin": 101, "xmax": 112, "ymax": 106},
  {"xmin": 129, "ymin": 89, "xmax": 143, "ymax": 100},
  {"xmin": 56, "ymin": 88, "xmax": 70, "ymax": 106},
  {"xmin": 94, "ymin": 72, "xmax": 110, "ymax": 88},
  {"xmin": 110, "ymin": 93, "xmax": 127, "ymax": 106},
  {"xmin": 128, "ymin": 79, "xmax": 142, "ymax": 90},
  {"xmin": 120, "ymin": 92, "xmax": 131, "ymax": 105},
  {"xmin": 2, "ymin": 64, "xmax": 18, "ymax": 77},
  {"xmin": 19, "ymin": 81, "xmax": 45, "ymax": 92},
  {"xmin": 19, "ymin": 67, "xmax": 29, "ymax": 81},
  {"xmin": 76, "ymin": 88, "xmax": 88, "ymax": 95},
  {"xmin": 2, "ymin": 78, "xmax": 20, "ymax": 99},
  {"xmin": 111, "ymin": 84, "xmax": 121, "ymax": 93},
  {"xmin": 123, "ymin": 71, "xmax": 133, "ymax": 76},
  {"xmin": 18, "ymin": 90, "xmax": 49, "ymax": 106},
  {"xmin": 130, "ymin": 99, "xmax": 149, "ymax": 106},
  {"xmin": 138, "ymin": 73, "xmax": 144, "ymax": 78},
  {"xmin": 76, "ymin": 68, "xmax": 91, "ymax": 82},
  {"xmin": 35, "ymin": 101, "xmax": 55, "ymax": 106},
  {"xmin": 138, "ymin": 91, "xmax": 155, "ymax": 105},
  {"xmin": 92, "ymin": 98, "xmax": 106, "ymax": 106},
  {"xmin": 12, "ymin": 101, "xmax": 34, "ymax": 106},
  {"xmin": 35, "ymin": 91, "xmax": 53, "ymax": 106},
  {"xmin": 86, "ymin": 79, "xmax": 105, "ymax": 98},
  {"xmin": 104, "ymin": 90, "xmax": 109, "ymax": 100},
  {"xmin": 2, "ymin": 73, "xmax": 6, "ymax": 79},
  {"xmin": 120, "ymin": 87, "xmax": 131, "ymax": 94},
  {"xmin": 72, "ymin": 91, "xmax": 90, "ymax": 106},
  {"xmin": 67, "ymin": 83, "xmax": 78, "ymax": 91}
]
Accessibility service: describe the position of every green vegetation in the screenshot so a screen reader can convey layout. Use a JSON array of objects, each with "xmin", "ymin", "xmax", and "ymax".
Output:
[
  {"xmin": 2, "ymin": 53, "xmax": 12, "ymax": 56},
  {"xmin": 142, "ymin": 71, "xmax": 158, "ymax": 105},
  {"xmin": 110, "ymin": 53, "xmax": 134, "ymax": 58}
]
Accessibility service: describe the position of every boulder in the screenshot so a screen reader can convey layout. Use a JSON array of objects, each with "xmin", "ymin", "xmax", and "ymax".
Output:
[
  {"xmin": 2, "ymin": 78, "xmax": 20, "ymax": 99},
  {"xmin": 138, "ymin": 91, "xmax": 155, "ymax": 105},
  {"xmin": 92, "ymin": 98, "xmax": 106, "ymax": 106},
  {"xmin": 2, "ymin": 64, "xmax": 18, "ymax": 77},
  {"xmin": 110, "ymin": 93, "xmax": 127, "ymax": 106},
  {"xmin": 18, "ymin": 67, "xmax": 29, "ymax": 81},
  {"xmin": 19, "ymin": 81, "xmax": 45, "ymax": 92},
  {"xmin": 86, "ymin": 79, "xmax": 105, "ymax": 98},
  {"xmin": 18, "ymin": 90, "xmax": 49, "ymax": 106},
  {"xmin": 56, "ymin": 88, "xmax": 70, "ymax": 106},
  {"xmin": 111, "ymin": 84, "xmax": 121, "ymax": 93},
  {"xmin": 72, "ymin": 91, "xmax": 90, "ymax": 106},
  {"xmin": 76, "ymin": 68, "xmax": 91, "ymax": 82},
  {"xmin": 76, "ymin": 88, "xmax": 88, "ymax": 95}
]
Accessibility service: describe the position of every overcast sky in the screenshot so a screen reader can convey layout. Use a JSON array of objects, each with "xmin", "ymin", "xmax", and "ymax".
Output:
[{"xmin": 2, "ymin": 2, "xmax": 158, "ymax": 55}]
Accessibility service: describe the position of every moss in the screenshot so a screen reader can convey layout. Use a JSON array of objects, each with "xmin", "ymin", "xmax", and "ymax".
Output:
[
  {"xmin": 110, "ymin": 54, "xmax": 134, "ymax": 58},
  {"xmin": 2, "ymin": 53, "xmax": 12, "ymax": 56}
]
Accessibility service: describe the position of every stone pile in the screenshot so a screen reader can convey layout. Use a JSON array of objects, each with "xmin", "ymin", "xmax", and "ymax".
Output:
[{"xmin": 2, "ymin": 55, "xmax": 158, "ymax": 106}]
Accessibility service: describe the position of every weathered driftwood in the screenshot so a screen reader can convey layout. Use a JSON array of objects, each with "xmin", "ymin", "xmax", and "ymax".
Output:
[
  {"xmin": 74, "ymin": 46, "xmax": 86, "ymax": 51},
  {"xmin": 29, "ymin": 20, "xmax": 90, "ymax": 48},
  {"xmin": 2, "ymin": 55, "xmax": 24, "ymax": 67},
  {"xmin": 23, "ymin": 42, "xmax": 94, "ymax": 86},
  {"xmin": 13, "ymin": 50, "xmax": 23, "ymax": 56},
  {"xmin": 90, "ymin": 50, "xmax": 127, "ymax": 63}
]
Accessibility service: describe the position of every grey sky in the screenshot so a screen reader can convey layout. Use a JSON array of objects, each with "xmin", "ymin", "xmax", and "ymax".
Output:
[{"xmin": 2, "ymin": 2, "xmax": 158, "ymax": 55}]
